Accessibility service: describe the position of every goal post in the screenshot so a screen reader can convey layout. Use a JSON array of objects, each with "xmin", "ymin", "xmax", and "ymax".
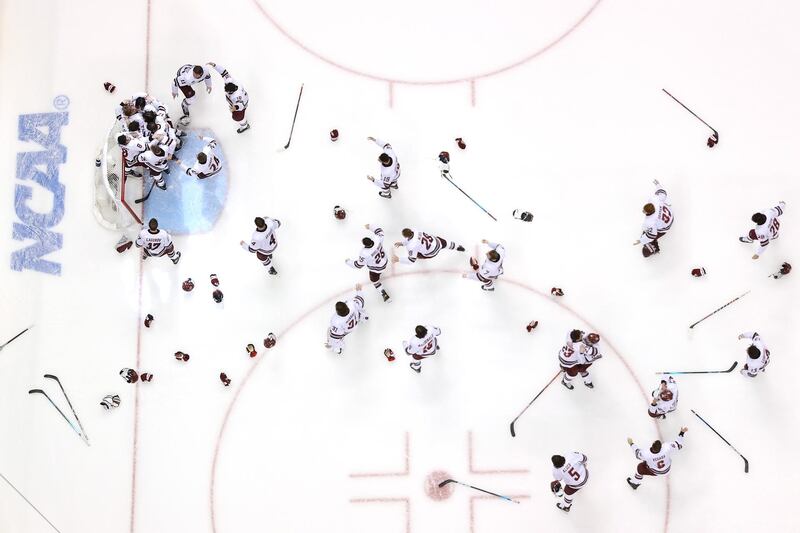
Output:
[{"xmin": 93, "ymin": 120, "xmax": 142, "ymax": 231}]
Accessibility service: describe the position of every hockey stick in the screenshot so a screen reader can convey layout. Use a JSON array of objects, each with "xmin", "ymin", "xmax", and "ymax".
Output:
[
  {"xmin": 0, "ymin": 325, "xmax": 33, "ymax": 352},
  {"xmin": 510, "ymin": 370, "xmax": 560, "ymax": 437},
  {"xmin": 134, "ymin": 178, "xmax": 156, "ymax": 204},
  {"xmin": 0, "ymin": 472, "xmax": 63, "ymax": 533},
  {"xmin": 44, "ymin": 374, "xmax": 88, "ymax": 443},
  {"xmin": 656, "ymin": 361, "xmax": 737, "ymax": 375},
  {"xmin": 279, "ymin": 83, "xmax": 304, "ymax": 151},
  {"xmin": 662, "ymin": 89, "xmax": 719, "ymax": 147},
  {"xmin": 691, "ymin": 409, "xmax": 749, "ymax": 473},
  {"xmin": 440, "ymin": 171, "xmax": 497, "ymax": 221},
  {"xmin": 28, "ymin": 389, "xmax": 88, "ymax": 446},
  {"xmin": 689, "ymin": 290, "xmax": 750, "ymax": 329},
  {"xmin": 438, "ymin": 479, "xmax": 520, "ymax": 504}
]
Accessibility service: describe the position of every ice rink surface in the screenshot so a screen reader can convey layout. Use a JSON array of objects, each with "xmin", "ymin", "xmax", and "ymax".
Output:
[{"xmin": 1, "ymin": 1, "xmax": 799, "ymax": 532}]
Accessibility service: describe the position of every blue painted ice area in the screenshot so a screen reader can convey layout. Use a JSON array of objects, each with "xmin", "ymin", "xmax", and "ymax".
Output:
[{"xmin": 144, "ymin": 128, "xmax": 227, "ymax": 234}]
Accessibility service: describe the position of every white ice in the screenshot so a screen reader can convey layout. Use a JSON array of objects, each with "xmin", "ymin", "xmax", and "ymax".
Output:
[{"xmin": 1, "ymin": 1, "xmax": 798, "ymax": 532}]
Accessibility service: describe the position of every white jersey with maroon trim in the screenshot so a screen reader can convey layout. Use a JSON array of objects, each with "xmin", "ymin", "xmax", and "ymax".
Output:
[
  {"xmin": 740, "ymin": 331, "xmax": 770, "ymax": 375},
  {"xmin": 751, "ymin": 203, "xmax": 785, "ymax": 257},
  {"xmin": 638, "ymin": 186, "xmax": 673, "ymax": 245},
  {"xmin": 400, "ymin": 230, "xmax": 441, "ymax": 263},
  {"xmin": 558, "ymin": 331, "xmax": 585, "ymax": 368},
  {"xmin": 552, "ymin": 452, "xmax": 589, "ymax": 490},
  {"xmin": 172, "ymin": 64, "xmax": 212, "ymax": 93},
  {"xmin": 630, "ymin": 434, "xmax": 684, "ymax": 475},
  {"xmin": 373, "ymin": 138, "xmax": 400, "ymax": 183},
  {"xmin": 135, "ymin": 228, "xmax": 173, "ymax": 255},
  {"xmin": 651, "ymin": 377, "xmax": 679, "ymax": 414},
  {"xmin": 329, "ymin": 292, "xmax": 366, "ymax": 340},
  {"xmin": 580, "ymin": 338, "xmax": 602, "ymax": 364},
  {"xmin": 346, "ymin": 227, "xmax": 388, "ymax": 272},
  {"xmin": 244, "ymin": 217, "xmax": 281, "ymax": 254},
  {"xmin": 180, "ymin": 137, "xmax": 221, "ymax": 179},
  {"xmin": 212, "ymin": 64, "xmax": 249, "ymax": 111},
  {"xmin": 136, "ymin": 149, "xmax": 168, "ymax": 172},
  {"xmin": 478, "ymin": 242, "xmax": 505, "ymax": 278},
  {"xmin": 121, "ymin": 137, "xmax": 148, "ymax": 164},
  {"xmin": 403, "ymin": 326, "xmax": 441, "ymax": 358}
]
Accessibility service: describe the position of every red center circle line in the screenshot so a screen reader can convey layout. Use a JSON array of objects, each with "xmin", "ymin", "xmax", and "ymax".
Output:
[
  {"xmin": 250, "ymin": 0, "xmax": 605, "ymax": 85},
  {"xmin": 209, "ymin": 269, "xmax": 669, "ymax": 533}
]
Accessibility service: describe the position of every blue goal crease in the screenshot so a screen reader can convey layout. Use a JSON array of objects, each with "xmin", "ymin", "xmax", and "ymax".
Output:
[{"xmin": 144, "ymin": 128, "xmax": 228, "ymax": 235}]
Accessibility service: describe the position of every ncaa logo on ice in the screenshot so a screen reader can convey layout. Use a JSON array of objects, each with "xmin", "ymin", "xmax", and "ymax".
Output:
[{"xmin": 11, "ymin": 96, "xmax": 69, "ymax": 276}]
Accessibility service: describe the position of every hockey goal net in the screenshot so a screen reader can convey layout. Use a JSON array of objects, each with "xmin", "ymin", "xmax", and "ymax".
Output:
[{"xmin": 93, "ymin": 120, "xmax": 142, "ymax": 231}]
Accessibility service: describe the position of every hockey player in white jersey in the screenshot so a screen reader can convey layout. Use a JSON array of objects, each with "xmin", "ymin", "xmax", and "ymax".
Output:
[
  {"xmin": 403, "ymin": 325, "xmax": 441, "ymax": 373},
  {"xmin": 135, "ymin": 218, "xmax": 181, "ymax": 264},
  {"xmin": 346, "ymin": 224, "xmax": 391, "ymax": 302},
  {"xmin": 626, "ymin": 428, "xmax": 687, "ymax": 489},
  {"xmin": 117, "ymin": 133, "xmax": 149, "ymax": 177},
  {"xmin": 634, "ymin": 179, "xmax": 673, "ymax": 258},
  {"xmin": 171, "ymin": 64, "xmax": 213, "ymax": 125},
  {"xmin": 739, "ymin": 202, "xmax": 785, "ymax": 260},
  {"xmin": 325, "ymin": 285, "xmax": 368, "ymax": 355},
  {"xmin": 366, "ymin": 136, "xmax": 400, "ymax": 198},
  {"xmin": 738, "ymin": 331, "xmax": 770, "ymax": 377},
  {"xmin": 176, "ymin": 135, "xmax": 222, "ymax": 179},
  {"xmin": 209, "ymin": 63, "xmax": 250, "ymax": 133},
  {"xmin": 648, "ymin": 377, "xmax": 678, "ymax": 419},
  {"xmin": 136, "ymin": 145, "xmax": 169, "ymax": 190},
  {"xmin": 576, "ymin": 332, "xmax": 603, "ymax": 388},
  {"xmin": 550, "ymin": 452, "xmax": 589, "ymax": 513},
  {"xmin": 240, "ymin": 216, "xmax": 281, "ymax": 275},
  {"xmin": 463, "ymin": 240, "xmax": 505, "ymax": 291},
  {"xmin": 558, "ymin": 329, "xmax": 594, "ymax": 390},
  {"xmin": 393, "ymin": 228, "xmax": 465, "ymax": 264}
]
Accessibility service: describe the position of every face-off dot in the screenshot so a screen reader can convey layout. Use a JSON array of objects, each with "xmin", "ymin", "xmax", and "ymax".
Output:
[{"xmin": 424, "ymin": 470, "xmax": 454, "ymax": 501}]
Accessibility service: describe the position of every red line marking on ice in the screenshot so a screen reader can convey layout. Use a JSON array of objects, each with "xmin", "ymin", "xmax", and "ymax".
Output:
[
  {"xmin": 210, "ymin": 270, "xmax": 670, "ymax": 533},
  {"xmin": 349, "ymin": 498, "xmax": 410, "ymax": 533},
  {"xmin": 468, "ymin": 431, "xmax": 527, "ymax": 475},
  {"xmin": 350, "ymin": 432, "xmax": 410, "ymax": 477},
  {"xmin": 388, "ymin": 82, "xmax": 394, "ymax": 108},
  {"xmin": 469, "ymin": 495, "xmax": 529, "ymax": 533},
  {"xmin": 249, "ymin": 0, "xmax": 604, "ymax": 86},
  {"xmin": 470, "ymin": 80, "xmax": 476, "ymax": 107},
  {"xmin": 130, "ymin": 2, "xmax": 151, "ymax": 532}
]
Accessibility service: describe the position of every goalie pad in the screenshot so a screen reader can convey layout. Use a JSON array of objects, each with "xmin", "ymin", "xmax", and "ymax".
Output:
[{"xmin": 642, "ymin": 241, "xmax": 660, "ymax": 258}]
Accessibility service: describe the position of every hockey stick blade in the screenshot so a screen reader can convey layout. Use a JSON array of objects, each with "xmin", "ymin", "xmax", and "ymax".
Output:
[
  {"xmin": 691, "ymin": 409, "xmax": 749, "ymax": 473},
  {"xmin": 28, "ymin": 389, "xmax": 88, "ymax": 446},
  {"xmin": 134, "ymin": 179, "xmax": 156, "ymax": 204},
  {"xmin": 656, "ymin": 361, "xmax": 738, "ymax": 375},
  {"xmin": 437, "ymin": 479, "xmax": 456, "ymax": 488},
  {"xmin": 43, "ymin": 374, "xmax": 89, "ymax": 442}
]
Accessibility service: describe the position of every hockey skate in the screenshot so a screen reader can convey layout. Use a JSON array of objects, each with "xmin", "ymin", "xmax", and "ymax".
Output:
[
  {"xmin": 179, "ymin": 115, "xmax": 191, "ymax": 126},
  {"xmin": 409, "ymin": 363, "xmax": 421, "ymax": 374},
  {"xmin": 390, "ymin": 182, "xmax": 398, "ymax": 189},
  {"xmin": 456, "ymin": 245, "xmax": 465, "ymax": 252},
  {"xmin": 155, "ymin": 180, "xmax": 167, "ymax": 191},
  {"xmin": 378, "ymin": 190, "xmax": 392, "ymax": 199},
  {"xmin": 561, "ymin": 378, "xmax": 574, "ymax": 390},
  {"xmin": 381, "ymin": 290, "xmax": 391, "ymax": 303},
  {"xmin": 556, "ymin": 503, "xmax": 571, "ymax": 513},
  {"xmin": 626, "ymin": 478, "xmax": 639, "ymax": 490},
  {"xmin": 481, "ymin": 285, "xmax": 495, "ymax": 292},
  {"xmin": 739, "ymin": 236, "xmax": 753, "ymax": 243},
  {"xmin": 237, "ymin": 123, "xmax": 251, "ymax": 134},
  {"xmin": 583, "ymin": 382, "xmax": 594, "ymax": 389},
  {"xmin": 171, "ymin": 251, "xmax": 181, "ymax": 265},
  {"xmin": 268, "ymin": 266, "xmax": 278, "ymax": 275}
]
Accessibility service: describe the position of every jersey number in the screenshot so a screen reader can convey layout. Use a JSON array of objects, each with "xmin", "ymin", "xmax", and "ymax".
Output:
[
  {"xmin": 661, "ymin": 207, "xmax": 672, "ymax": 224},
  {"xmin": 424, "ymin": 340, "xmax": 434, "ymax": 352},
  {"xmin": 420, "ymin": 234, "xmax": 434, "ymax": 248},
  {"xmin": 147, "ymin": 242, "xmax": 160, "ymax": 250},
  {"xmin": 347, "ymin": 319, "xmax": 356, "ymax": 329},
  {"xmin": 567, "ymin": 467, "xmax": 580, "ymax": 481}
]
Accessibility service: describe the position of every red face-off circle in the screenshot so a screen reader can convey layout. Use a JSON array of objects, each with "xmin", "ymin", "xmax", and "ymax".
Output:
[{"xmin": 424, "ymin": 470, "xmax": 455, "ymax": 500}]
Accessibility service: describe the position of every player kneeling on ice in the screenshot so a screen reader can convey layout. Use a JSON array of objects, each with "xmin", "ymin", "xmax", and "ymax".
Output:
[
  {"xmin": 626, "ymin": 428, "xmax": 686, "ymax": 489},
  {"xmin": 404, "ymin": 325, "xmax": 441, "ymax": 374},
  {"xmin": 325, "ymin": 285, "xmax": 368, "ymax": 355},
  {"xmin": 209, "ymin": 63, "xmax": 250, "ymax": 133},
  {"xmin": 463, "ymin": 240, "xmax": 504, "ymax": 291},
  {"xmin": 550, "ymin": 452, "xmax": 589, "ymax": 513},
  {"xmin": 176, "ymin": 135, "xmax": 222, "ymax": 179},
  {"xmin": 739, "ymin": 201, "xmax": 785, "ymax": 260},
  {"xmin": 558, "ymin": 330, "xmax": 599, "ymax": 390},
  {"xmin": 393, "ymin": 228, "xmax": 465, "ymax": 265},
  {"xmin": 346, "ymin": 224, "xmax": 391, "ymax": 303},
  {"xmin": 633, "ymin": 179, "xmax": 673, "ymax": 258},
  {"xmin": 738, "ymin": 331, "xmax": 770, "ymax": 377},
  {"xmin": 366, "ymin": 136, "xmax": 400, "ymax": 198},
  {"xmin": 648, "ymin": 377, "xmax": 678, "ymax": 419},
  {"xmin": 135, "ymin": 218, "xmax": 181, "ymax": 264},
  {"xmin": 240, "ymin": 216, "xmax": 281, "ymax": 275}
]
